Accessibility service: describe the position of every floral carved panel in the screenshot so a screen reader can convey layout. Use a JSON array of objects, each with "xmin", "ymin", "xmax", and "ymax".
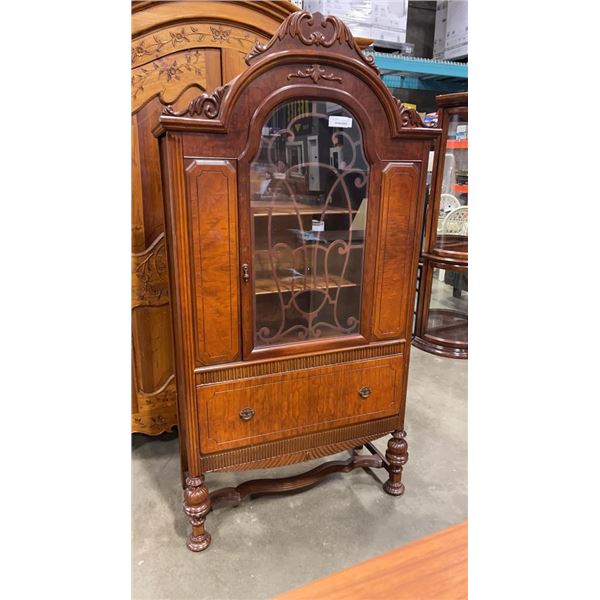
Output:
[
  {"xmin": 132, "ymin": 24, "xmax": 263, "ymax": 68},
  {"xmin": 131, "ymin": 49, "xmax": 209, "ymax": 112}
]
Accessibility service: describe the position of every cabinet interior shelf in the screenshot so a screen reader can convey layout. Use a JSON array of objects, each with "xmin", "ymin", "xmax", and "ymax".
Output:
[
  {"xmin": 252, "ymin": 202, "xmax": 358, "ymax": 217},
  {"xmin": 254, "ymin": 274, "xmax": 358, "ymax": 295}
]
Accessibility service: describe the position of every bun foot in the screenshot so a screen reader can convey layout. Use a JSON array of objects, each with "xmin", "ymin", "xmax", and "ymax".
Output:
[
  {"xmin": 383, "ymin": 480, "xmax": 405, "ymax": 496},
  {"xmin": 187, "ymin": 532, "xmax": 211, "ymax": 552},
  {"xmin": 383, "ymin": 430, "xmax": 408, "ymax": 497}
]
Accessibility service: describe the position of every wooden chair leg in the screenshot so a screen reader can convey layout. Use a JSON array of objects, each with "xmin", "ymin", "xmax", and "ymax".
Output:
[
  {"xmin": 183, "ymin": 474, "xmax": 211, "ymax": 552},
  {"xmin": 383, "ymin": 430, "xmax": 409, "ymax": 496}
]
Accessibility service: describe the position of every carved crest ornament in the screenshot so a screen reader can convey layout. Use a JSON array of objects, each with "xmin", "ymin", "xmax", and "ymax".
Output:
[{"xmin": 163, "ymin": 11, "xmax": 425, "ymax": 129}]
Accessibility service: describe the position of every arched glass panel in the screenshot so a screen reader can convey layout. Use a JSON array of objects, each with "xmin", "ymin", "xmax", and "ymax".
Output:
[{"xmin": 250, "ymin": 100, "xmax": 369, "ymax": 348}]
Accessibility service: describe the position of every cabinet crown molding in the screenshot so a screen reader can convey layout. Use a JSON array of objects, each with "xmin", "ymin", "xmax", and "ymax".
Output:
[{"xmin": 245, "ymin": 10, "xmax": 379, "ymax": 74}]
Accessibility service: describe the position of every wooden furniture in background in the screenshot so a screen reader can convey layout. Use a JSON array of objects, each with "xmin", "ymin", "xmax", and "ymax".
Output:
[
  {"xmin": 156, "ymin": 10, "xmax": 440, "ymax": 550},
  {"xmin": 414, "ymin": 92, "xmax": 468, "ymax": 359},
  {"xmin": 131, "ymin": 1, "xmax": 372, "ymax": 436},
  {"xmin": 275, "ymin": 522, "xmax": 468, "ymax": 599},
  {"xmin": 131, "ymin": 1, "xmax": 300, "ymax": 435}
]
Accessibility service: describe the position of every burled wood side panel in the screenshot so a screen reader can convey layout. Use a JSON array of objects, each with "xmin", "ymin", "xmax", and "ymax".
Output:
[
  {"xmin": 372, "ymin": 163, "xmax": 420, "ymax": 339},
  {"xmin": 187, "ymin": 160, "xmax": 241, "ymax": 366}
]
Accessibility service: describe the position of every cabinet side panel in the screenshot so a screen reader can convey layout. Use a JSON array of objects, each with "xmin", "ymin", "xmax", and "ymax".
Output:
[
  {"xmin": 187, "ymin": 160, "xmax": 241, "ymax": 365},
  {"xmin": 373, "ymin": 163, "xmax": 420, "ymax": 339}
]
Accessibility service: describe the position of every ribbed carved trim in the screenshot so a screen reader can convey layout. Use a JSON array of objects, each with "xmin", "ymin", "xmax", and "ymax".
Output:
[
  {"xmin": 200, "ymin": 416, "xmax": 398, "ymax": 472},
  {"xmin": 196, "ymin": 343, "xmax": 404, "ymax": 384}
]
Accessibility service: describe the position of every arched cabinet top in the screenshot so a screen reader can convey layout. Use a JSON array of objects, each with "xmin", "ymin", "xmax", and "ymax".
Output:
[{"xmin": 154, "ymin": 10, "xmax": 442, "ymax": 142}]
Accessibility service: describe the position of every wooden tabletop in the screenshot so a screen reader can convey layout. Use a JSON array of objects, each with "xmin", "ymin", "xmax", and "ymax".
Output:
[{"xmin": 275, "ymin": 522, "xmax": 467, "ymax": 600}]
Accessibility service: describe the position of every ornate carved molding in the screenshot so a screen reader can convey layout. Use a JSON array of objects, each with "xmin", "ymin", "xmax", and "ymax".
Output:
[
  {"xmin": 287, "ymin": 64, "xmax": 342, "ymax": 84},
  {"xmin": 132, "ymin": 233, "xmax": 169, "ymax": 307},
  {"xmin": 196, "ymin": 342, "xmax": 404, "ymax": 384},
  {"xmin": 245, "ymin": 11, "xmax": 379, "ymax": 73},
  {"xmin": 163, "ymin": 84, "xmax": 230, "ymax": 118},
  {"xmin": 394, "ymin": 98, "xmax": 425, "ymax": 128},
  {"xmin": 132, "ymin": 24, "xmax": 259, "ymax": 67}
]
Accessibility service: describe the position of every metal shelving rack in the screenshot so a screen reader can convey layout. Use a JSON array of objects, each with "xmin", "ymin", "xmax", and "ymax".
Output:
[{"xmin": 364, "ymin": 51, "xmax": 468, "ymax": 93}]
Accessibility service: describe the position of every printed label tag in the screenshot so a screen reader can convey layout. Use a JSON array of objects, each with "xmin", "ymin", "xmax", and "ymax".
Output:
[
  {"xmin": 328, "ymin": 116, "xmax": 352, "ymax": 128},
  {"xmin": 311, "ymin": 219, "xmax": 325, "ymax": 232}
]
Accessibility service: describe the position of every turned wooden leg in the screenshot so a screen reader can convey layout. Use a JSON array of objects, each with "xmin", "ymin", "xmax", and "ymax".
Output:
[
  {"xmin": 383, "ymin": 430, "xmax": 409, "ymax": 496},
  {"xmin": 183, "ymin": 475, "xmax": 211, "ymax": 552}
]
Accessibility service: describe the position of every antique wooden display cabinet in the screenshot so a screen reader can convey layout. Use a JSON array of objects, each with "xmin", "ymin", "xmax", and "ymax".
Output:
[
  {"xmin": 414, "ymin": 92, "xmax": 468, "ymax": 359},
  {"xmin": 155, "ymin": 10, "xmax": 440, "ymax": 551}
]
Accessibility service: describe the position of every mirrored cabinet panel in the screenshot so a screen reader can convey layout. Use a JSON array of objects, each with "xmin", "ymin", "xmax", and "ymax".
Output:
[{"xmin": 250, "ymin": 100, "xmax": 369, "ymax": 348}]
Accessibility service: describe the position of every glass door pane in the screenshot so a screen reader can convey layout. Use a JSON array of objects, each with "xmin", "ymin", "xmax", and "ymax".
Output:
[
  {"xmin": 436, "ymin": 110, "xmax": 468, "ymax": 254},
  {"xmin": 250, "ymin": 100, "xmax": 368, "ymax": 348}
]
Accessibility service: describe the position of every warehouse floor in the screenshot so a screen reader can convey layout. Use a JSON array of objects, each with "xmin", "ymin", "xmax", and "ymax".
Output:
[{"xmin": 132, "ymin": 347, "xmax": 467, "ymax": 600}]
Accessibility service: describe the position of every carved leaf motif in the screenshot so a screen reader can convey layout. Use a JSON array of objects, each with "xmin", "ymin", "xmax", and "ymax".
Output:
[
  {"xmin": 163, "ymin": 84, "xmax": 230, "ymax": 118},
  {"xmin": 393, "ymin": 98, "xmax": 425, "ymax": 128},
  {"xmin": 287, "ymin": 64, "xmax": 343, "ymax": 84}
]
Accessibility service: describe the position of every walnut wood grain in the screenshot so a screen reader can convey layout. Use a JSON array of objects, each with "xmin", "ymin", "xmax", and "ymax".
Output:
[
  {"xmin": 275, "ymin": 522, "xmax": 468, "ymax": 599},
  {"xmin": 156, "ymin": 8, "xmax": 441, "ymax": 550},
  {"xmin": 186, "ymin": 160, "xmax": 240, "ymax": 365},
  {"xmin": 373, "ymin": 163, "xmax": 420, "ymax": 339},
  {"xmin": 195, "ymin": 340, "xmax": 404, "ymax": 384},
  {"xmin": 197, "ymin": 357, "xmax": 402, "ymax": 453},
  {"xmin": 200, "ymin": 416, "xmax": 400, "ymax": 472}
]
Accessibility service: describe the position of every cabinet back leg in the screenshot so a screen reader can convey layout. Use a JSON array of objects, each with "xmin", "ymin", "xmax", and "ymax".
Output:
[{"xmin": 383, "ymin": 430, "xmax": 409, "ymax": 496}]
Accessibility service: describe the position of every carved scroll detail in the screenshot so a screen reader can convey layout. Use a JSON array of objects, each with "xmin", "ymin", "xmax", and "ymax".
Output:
[
  {"xmin": 287, "ymin": 64, "xmax": 342, "ymax": 84},
  {"xmin": 132, "ymin": 233, "xmax": 169, "ymax": 306},
  {"xmin": 246, "ymin": 11, "xmax": 379, "ymax": 73},
  {"xmin": 394, "ymin": 98, "xmax": 425, "ymax": 128},
  {"xmin": 163, "ymin": 84, "xmax": 230, "ymax": 118}
]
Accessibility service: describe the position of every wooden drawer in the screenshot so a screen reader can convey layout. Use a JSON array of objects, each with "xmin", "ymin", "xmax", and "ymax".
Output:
[{"xmin": 197, "ymin": 356, "xmax": 403, "ymax": 453}]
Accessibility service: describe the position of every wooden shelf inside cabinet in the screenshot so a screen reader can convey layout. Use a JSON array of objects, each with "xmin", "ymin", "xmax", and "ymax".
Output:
[
  {"xmin": 255, "ymin": 274, "xmax": 358, "ymax": 295},
  {"xmin": 252, "ymin": 202, "xmax": 359, "ymax": 217}
]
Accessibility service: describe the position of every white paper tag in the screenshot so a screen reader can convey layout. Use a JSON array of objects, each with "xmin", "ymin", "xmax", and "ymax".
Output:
[
  {"xmin": 328, "ymin": 116, "xmax": 352, "ymax": 128},
  {"xmin": 311, "ymin": 219, "xmax": 325, "ymax": 232}
]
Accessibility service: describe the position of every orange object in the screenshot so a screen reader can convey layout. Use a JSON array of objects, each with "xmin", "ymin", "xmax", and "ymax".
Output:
[
  {"xmin": 447, "ymin": 139, "xmax": 468, "ymax": 149},
  {"xmin": 453, "ymin": 184, "xmax": 468, "ymax": 194},
  {"xmin": 275, "ymin": 522, "xmax": 468, "ymax": 600}
]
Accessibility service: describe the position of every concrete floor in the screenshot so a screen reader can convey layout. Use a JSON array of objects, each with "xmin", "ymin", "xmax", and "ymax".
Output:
[{"xmin": 132, "ymin": 347, "xmax": 467, "ymax": 599}]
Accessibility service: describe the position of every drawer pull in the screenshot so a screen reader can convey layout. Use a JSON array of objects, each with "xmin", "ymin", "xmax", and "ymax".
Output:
[
  {"xmin": 239, "ymin": 407, "xmax": 255, "ymax": 421},
  {"xmin": 358, "ymin": 386, "xmax": 372, "ymax": 399}
]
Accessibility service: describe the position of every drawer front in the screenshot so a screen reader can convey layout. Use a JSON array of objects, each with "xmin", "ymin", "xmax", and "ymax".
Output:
[{"xmin": 197, "ymin": 356, "xmax": 403, "ymax": 453}]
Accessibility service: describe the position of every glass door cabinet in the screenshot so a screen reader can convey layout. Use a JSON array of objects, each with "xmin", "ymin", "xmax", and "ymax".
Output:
[
  {"xmin": 250, "ymin": 100, "xmax": 368, "ymax": 349},
  {"xmin": 414, "ymin": 92, "xmax": 468, "ymax": 358},
  {"xmin": 156, "ymin": 10, "xmax": 440, "ymax": 552}
]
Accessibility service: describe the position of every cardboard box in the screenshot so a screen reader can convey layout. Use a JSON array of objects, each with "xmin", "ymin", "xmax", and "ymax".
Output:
[
  {"xmin": 433, "ymin": 0, "xmax": 468, "ymax": 60},
  {"xmin": 303, "ymin": 0, "xmax": 408, "ymax": 47}
]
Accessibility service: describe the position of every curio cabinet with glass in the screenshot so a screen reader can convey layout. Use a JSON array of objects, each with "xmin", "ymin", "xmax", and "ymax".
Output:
[
  {"xmin": 414, "ymin": 92, "xmax": 468, "ymax": 359},
  {"xmin": 156, "ymin": 10, "xmax": 441, "ymax": 553}
]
